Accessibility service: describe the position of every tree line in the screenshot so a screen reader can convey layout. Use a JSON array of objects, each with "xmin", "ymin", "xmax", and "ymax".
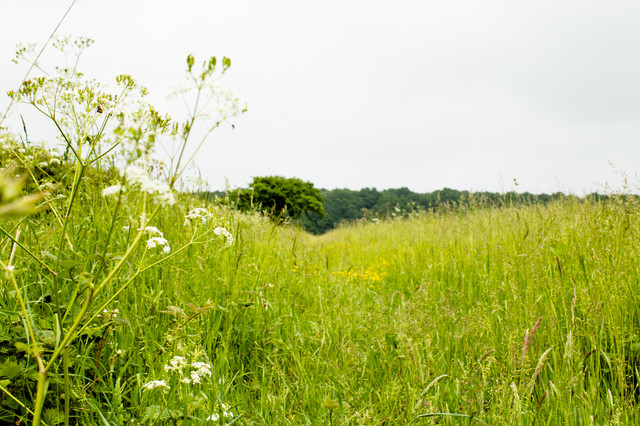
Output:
[
  {"xmin": 201, "ymin": 177, "xmax": 616, "ymax": 235},
  {"xmin": 299, "ymin": 187, "xmax": 579, "ymax": 234}
]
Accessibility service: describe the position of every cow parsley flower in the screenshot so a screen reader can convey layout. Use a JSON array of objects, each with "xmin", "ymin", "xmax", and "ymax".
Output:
[
  {"xmin": 142, "ymin": 226, "xmax": 171, "ymax": 254},
  {"xmin": 143, "ymin": 226, "xmax": 162, "ymax": 236},
  {"xmin": 101, "ymin": 184, "xmax": 122, "ymax": 197},
  {"xmin": 164, "ymin": 356, "xmax": 187, "ymax": 372},
  {"xmin": 204, "ymin": 82, "xmax": 245, "ymax": 120},
  {"xmin": 189, "ymin": 361, "xmax": 212, "ymax": 384},
  {"xmin": 147, "ymin": 236, "xmax": 171, "ymax": 253},
  {"xmin": 125, "ymin": 165, "xmax": 175, "ymax": 206},
  {"xmin": 142, "ymin": 380, "xmax": 169, "ymax": 391},
  {"xmin": 190, "ymin": 371, "xmax": 202, "ymax": 384},
  {"xmin": 184, "ymin": 207, "xmax": 211, "ymax": 226},
  {"xmin": 214, "ymin": 226, "xmax": 233, "ymax": 247}
]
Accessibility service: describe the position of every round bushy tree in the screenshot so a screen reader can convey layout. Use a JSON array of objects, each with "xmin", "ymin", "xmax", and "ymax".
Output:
[{"xmin": 238, "ymin": 176, "xmax": 325, "ymax": 221}]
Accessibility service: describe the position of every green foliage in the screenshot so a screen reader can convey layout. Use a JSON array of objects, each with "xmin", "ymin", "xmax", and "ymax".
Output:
[
  {"xmin": 0, "ymin": 36, "xmax": 242, "ymax": 425},
  {"xmin": 302, "ymin": 187, "xmax": 599, "ymax": 234},
  {"xmin": 231, "ymin": 176, "xmax": 325, "ymax": 221}
]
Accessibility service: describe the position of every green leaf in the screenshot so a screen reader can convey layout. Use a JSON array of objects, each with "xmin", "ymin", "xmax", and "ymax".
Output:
[
  {"xmin": 43, "ymin": 408, "xmax": 65, "ymax": 425},
  {"xmin": 0, "ymin": 360, "xmax": 24, "ymax": 379},
  {"xmin": 13, "ymin": 342, "xmax": 29, "ymax": 353}
]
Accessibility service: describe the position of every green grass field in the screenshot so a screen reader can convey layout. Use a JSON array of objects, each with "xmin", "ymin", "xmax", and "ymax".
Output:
[{"xmin": 4, "ymin": 190, "xmax": 640, "ymax": 424}]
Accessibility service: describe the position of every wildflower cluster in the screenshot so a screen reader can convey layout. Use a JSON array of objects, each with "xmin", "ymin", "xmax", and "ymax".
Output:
[
  {"xmin": 142, "ymin": 380, "xmax": 170, "ymax": 391},
  {"xmin": 125, "ymin": 164, "xmax": 175, "ymax": 206},
  {"xmin": 143, "ymin": 226, "xmax": 171, "ymax": 254},
  {"xmin": 214, "ymin": 226, "xmax": 233, "ymax": 247},
  {"xmin": 2, "ymin": 36, "xmax": 243, "ymax": 425},
  {"xmin": 206, "ymin": 403, "xmax": 235, "ymax": 423},
  {"xmin": 335, "ymin": 259, "xmax": 389, "ymax": 284},
  {"xmin": 183, "ymin": 207, "xmax": 211, "ymax": 225},
  {"xmin": 9, "ymin": 37, "xmax": 153, "ymax": 163},
  {"xmin": 183, "ymin": 207, "xmax": 234, "ymax": 247},
  {"xmin": 101, "ymin": 163, "xmax": 176, "ymax": 206},
  {"xmin": 142, "ymin": 354, "xmax": 213, "ymax": 393},
  {"xmin": 163, "ymin": 355, "xmax": 212, "ymax": 385}
]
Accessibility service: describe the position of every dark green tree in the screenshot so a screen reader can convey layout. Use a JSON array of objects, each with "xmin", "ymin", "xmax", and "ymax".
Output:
[{"xmin": 239, "ymin": 176, "xmax": 325, "ymax": 221}]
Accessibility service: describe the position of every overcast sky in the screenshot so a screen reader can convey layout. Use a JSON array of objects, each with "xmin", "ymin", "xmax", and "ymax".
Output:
[{"xmin": 2, "ymin": 1, "xmax": 640, "ymax": 194}]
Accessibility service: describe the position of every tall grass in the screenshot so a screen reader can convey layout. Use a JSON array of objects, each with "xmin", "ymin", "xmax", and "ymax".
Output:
[{"xmin": 11, "ymin": 194, "xmax": 640, "ymax": 423}]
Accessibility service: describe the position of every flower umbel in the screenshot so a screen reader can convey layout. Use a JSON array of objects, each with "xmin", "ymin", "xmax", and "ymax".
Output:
[
  {"xmin": 125, "ymin": 165, "xmax": 175, "ymax": 206},
  {"xmin": 214, "ymin": 226, "xmax": 233, "ymax": 247},
  {"xmin": 101, "ymin": 184, "xmax": 122, "ymax": 197},
  {"xmin": 142, "ymin": 380, "xmax": 170, "ymax": 391},
  {"xmin": 143, "ymin": 226, "xmax": 171, "ymax": 254},
  {"xmin": 184, "ymin": 207, "xmax": 211, "ymax": 226}
]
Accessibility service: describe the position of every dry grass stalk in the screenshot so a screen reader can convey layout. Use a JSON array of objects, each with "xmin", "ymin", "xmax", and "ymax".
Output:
[{"xmin": 521, "ymin": 316, "xmax": 543, "ymax": 365}]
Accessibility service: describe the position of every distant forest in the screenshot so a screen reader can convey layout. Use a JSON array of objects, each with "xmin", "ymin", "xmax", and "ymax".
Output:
[{"xmin": 201, "ymin": 187, "xmax": 608, "ymax": 235}]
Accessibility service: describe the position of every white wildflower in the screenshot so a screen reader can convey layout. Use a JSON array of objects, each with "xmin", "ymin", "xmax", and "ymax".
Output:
[
  {"xmin": 141, "ymin": 226, "xmax": 171, "ymax": 254},
  {"xmin": 204, "ymin": 82, "xmax": 244, "ymax": 120},
  {"xmin": 142, "ymin": 380, "xmax": 169, "ymax": 391},
  {"xmin": 164, "ymin": 356, "xmax": 187, "ymax": 372},
  {"xmin": 206, "ymin": 403, "xmax": 234, "ymax": 422},
  {"xmin": 143, "ymin": 226, "xmax": 163, "ymax": 236},
  {"xmin": 190, "ymin": 362, "xmax": 212, "ymax": 384},
  {"xmin": 184, "ymin": 208, "xmax": 211, "ymax": 226},
  {"xmin": 147, "ymin": 236, "xmax": 170, "ymax": 254},
  {"xmin": 101, "ymin": 184, "xmax": 123, "ymax": 197},
  {"xmin": 146, "ymin": 236, "xmax": 166, "ymax": 249},
  {"xmin": 214, "ymin": 227, "xmax": 233, "ymax": 247},
  {"xmin": 190, "ymin": 371, "xmax": 202, "ymax": 384},
  {"xmin": 153, "ymin": 189, "xmax": 175, "ymax": 206},
  {"xmin": 125, "ymin": 165, "xmax": 175, "ymax": 206},
  {"xmin": 124, "ymin": 165, "xmax": 147, "ymax": 186},
  {"xmin": 191, "ymin": 361, "xmax": 212, "ymax": 377}
]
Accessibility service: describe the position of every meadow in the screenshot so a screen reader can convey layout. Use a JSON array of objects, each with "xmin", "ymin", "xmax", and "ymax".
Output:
[
  {"xmin": 3, "ymin": 186, "xmax": 640, "ymax": 424},
  {"xmin": 1, "ymin": 37, "xmax": 640, "ymax": 425}
]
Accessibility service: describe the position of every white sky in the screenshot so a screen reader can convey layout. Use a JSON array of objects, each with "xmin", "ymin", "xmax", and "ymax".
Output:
[{"xmin": 2, "ymin": 0, "xmax": 640, "ymax": 194}]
